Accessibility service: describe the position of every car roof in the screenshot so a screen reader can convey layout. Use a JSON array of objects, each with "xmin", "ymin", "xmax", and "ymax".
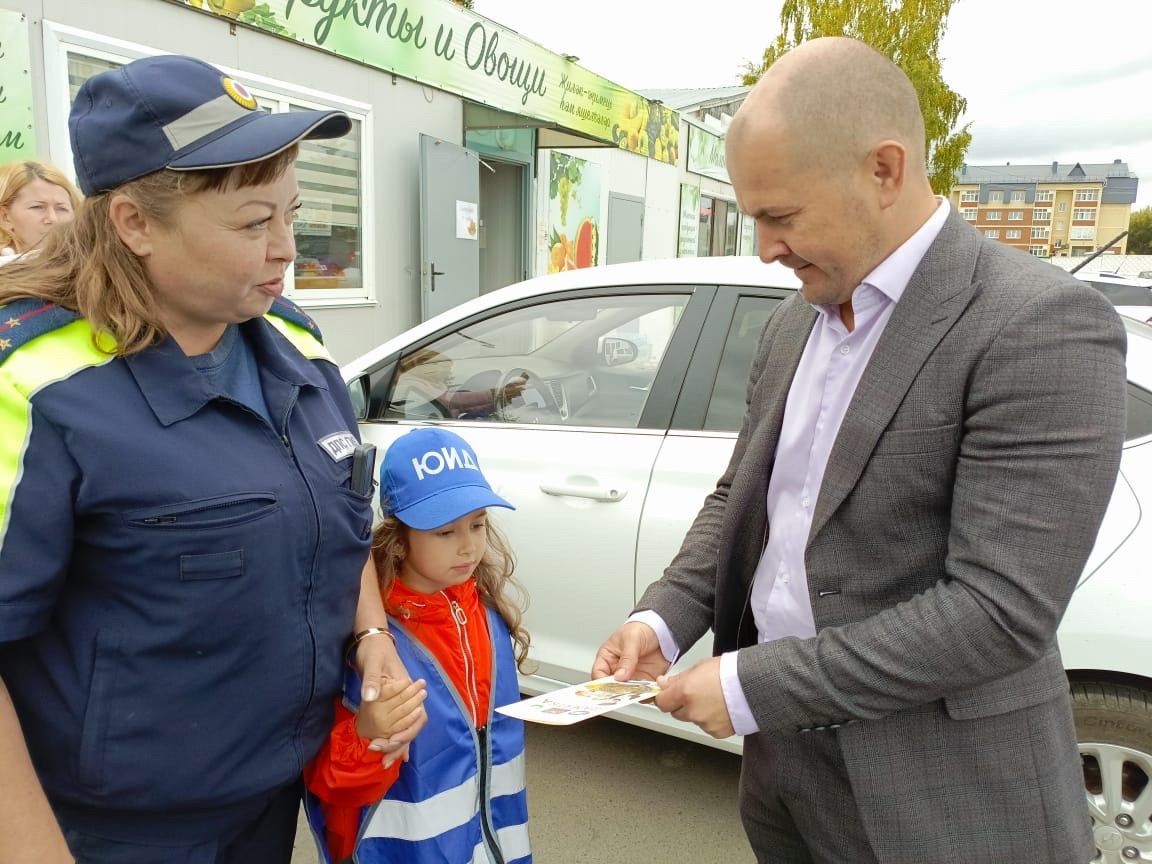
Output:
[{"xmin": 342, "ymin": 257, "xmax": 800, "ymax": 378}]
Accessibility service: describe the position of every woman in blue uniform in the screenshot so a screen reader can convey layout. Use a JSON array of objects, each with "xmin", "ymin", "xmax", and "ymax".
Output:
[{"xmin": 0, "ymin": 55, "xmax": 425, "ymax": 863}]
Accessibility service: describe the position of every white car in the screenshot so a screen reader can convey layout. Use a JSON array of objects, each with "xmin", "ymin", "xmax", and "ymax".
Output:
[
  {"xmin": 344, "ymin": 257, "xmax": 1152, "ymax": 861},
  {"xmin": 1075, "ymin": 271, "xmax": 1152, "ymax": 308}
]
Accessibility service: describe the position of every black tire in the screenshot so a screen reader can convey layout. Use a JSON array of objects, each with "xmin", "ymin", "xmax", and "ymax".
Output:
[{"xmin": 1071, "ymin": 680, "xmax": 1152, "ymax": 863}]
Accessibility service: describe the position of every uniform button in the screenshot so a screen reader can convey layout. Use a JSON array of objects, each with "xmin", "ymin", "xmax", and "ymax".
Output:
[
  {"xmin": 801, "ymin": 496, "xmax": 810, "ymax": 508},
  {"xmin": 781, "ymin": 573, "xmax": 789, "ymax": 584},
  {"xmin": 840, "ymin": 345, "xmax": 850, "ymax": 355}
]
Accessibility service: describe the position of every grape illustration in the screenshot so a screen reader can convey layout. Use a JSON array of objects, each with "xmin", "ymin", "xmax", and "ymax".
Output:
[{"xmin": 558, "ymin": 175, "xmax": 571, "ymax": 225}]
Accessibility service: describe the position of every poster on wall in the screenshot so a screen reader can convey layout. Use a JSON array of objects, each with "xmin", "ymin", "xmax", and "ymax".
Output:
[
  {"xmin": 738, "ymin": 214, "xmax": 756, "ymax": 256},
  {"xmin": 0, "ymin": 10, "xmax": 37, "ymax": 161},
  {"xmin": 455, "ymin": 200, "xmax": 479, "ymax": 240},
  {"xmin": 678, "ymin": 184, "xmax": 701, "ymax": 258},
  {"xmin": 177, "ymin": 0, "xmax": 679, "ymax": 165},
  {"xmin": 546, "ymin": 152, "xmax": 600, "ymax": 272}
]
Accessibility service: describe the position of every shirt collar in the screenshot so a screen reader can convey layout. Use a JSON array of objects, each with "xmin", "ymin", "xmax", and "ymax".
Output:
[
  {"xmin": 860, "ymin": 196, "xmax": 951, "ymax": 305},
  {"xmin": 125, "ymin": 316, "xmax": 327, "ymax": 427}
]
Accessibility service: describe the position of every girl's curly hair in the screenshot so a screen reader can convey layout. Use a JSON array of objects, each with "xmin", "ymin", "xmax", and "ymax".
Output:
[{"xmin": 371, "ymin": 512, "xmax": 532, "ymax": 671}]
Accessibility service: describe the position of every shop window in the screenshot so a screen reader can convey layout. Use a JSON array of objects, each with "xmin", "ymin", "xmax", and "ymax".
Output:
[
  {"xmin": 50, "ymin": 30, "xmax": 372, "ymax": 307},
  {"xmin": 698, "ymin": 195, "xmax": 714, "ymax": 257}
]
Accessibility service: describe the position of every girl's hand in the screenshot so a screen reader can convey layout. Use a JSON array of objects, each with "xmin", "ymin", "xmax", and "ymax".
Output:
[
  {"xmin": 356, "ymin": 677, "xmax": 427, "ymax": 741},
  {"xmin": 354, "ymin": 633, "xmax": 428, "ymax": 766},
  {"xmin": 359, "ymin": 678, "xmax": 428, "ymax": 769}
]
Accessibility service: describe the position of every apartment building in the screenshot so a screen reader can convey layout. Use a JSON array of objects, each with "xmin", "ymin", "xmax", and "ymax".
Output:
[{"xmin": 949, "ymin": 160, "xmax": 1139, "ymax": 258}]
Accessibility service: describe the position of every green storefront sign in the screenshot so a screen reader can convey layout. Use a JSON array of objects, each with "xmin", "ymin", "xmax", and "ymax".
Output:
[
  {"xmin": 174, "ymin": 0, "xmax": 679, "ymax": 165},
  {"xmin": 687, "ymin": 123, "xmax": 728, "ymax": 183},
  {"xmin": 0, "ymin": 9, "xmax": 37, "ymax": 161}
]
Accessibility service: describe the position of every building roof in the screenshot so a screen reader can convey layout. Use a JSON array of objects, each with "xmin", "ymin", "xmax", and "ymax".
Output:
[
  {"xmin": 638, "ymin": 86, "xmax": 751, "ymax": 111},
  {"xmin": 957, "ymin": 160, "xmax": 1135, "ymax": 184}
]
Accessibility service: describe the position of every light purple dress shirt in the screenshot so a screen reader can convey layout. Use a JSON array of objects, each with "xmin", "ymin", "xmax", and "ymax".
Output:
[{"xmin": 632, "ymin": 198, "xmax": 950, "ymax": 735}]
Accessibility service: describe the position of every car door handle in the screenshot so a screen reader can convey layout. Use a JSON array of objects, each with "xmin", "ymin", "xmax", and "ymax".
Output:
[{"xmin": 539, "ymin": 482, "xmax": 628, "ymax": 502}]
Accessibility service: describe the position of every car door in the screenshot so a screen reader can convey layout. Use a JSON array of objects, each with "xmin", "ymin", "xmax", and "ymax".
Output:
[
  {"xmin": 354, "ymin": 286, "xmax": 713, "ymax": 691},
  {"xmin": 637, "ymin": 288, "xmax": 790, "ymax": 665}
]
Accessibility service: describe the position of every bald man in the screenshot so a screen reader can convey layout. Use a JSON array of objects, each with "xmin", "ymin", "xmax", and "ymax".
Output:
[{"xmin": 593, "ymin": 38, "xmax": 1124, "ymax": 863}]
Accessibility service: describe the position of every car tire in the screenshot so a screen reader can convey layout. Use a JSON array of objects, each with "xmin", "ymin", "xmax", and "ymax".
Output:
[{"xmin": 1072, "ymin": 680, "xmax": 1152, "ymax": 863}]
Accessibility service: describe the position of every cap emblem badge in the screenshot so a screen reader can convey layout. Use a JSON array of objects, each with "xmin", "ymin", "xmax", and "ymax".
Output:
[{"xmin": 221, "ymin": 76, "xmax": 258, "ymax": 111}]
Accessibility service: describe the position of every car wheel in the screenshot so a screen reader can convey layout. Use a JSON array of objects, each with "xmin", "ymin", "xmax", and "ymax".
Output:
[{"xmin": 1073, "ymin": 680, "xmax": 1152, "ymax": 863}]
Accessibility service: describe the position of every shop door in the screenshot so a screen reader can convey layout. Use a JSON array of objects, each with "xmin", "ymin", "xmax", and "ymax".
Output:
[
  {"xmin": 419, "ymin": 134, "xmax": 481, "ymax": 321},
  {"xmin": 478, "ymin": 159, "xmax": 525, "ymax": 294},
  {"xmin": 606, "ymin": 194, "xmax": 644, "ymax": 265}
]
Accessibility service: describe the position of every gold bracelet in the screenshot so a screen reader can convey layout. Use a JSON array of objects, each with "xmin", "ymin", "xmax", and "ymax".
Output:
[{"xmin": 352, "ymin": 627, "xmax": 396, "ymax": 646}]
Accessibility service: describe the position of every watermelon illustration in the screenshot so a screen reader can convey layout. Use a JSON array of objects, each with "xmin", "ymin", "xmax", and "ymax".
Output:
[{"xmin": 573, "ymin": 218, "xmax": 598, "ymax": 269}]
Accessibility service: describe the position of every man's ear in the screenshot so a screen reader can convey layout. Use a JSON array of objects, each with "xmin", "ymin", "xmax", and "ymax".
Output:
[
  {"xmin": 869, "ymin": 140, "xmax": 907, "ymax": 209},
  {"xmin": 107, "ymin": 193, "xmax": 155, "ymax": 257}
]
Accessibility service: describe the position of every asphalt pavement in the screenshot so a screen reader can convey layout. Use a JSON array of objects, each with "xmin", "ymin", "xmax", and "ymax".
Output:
[{"xmin": 292, "ymin": 714, "xmax": 755, "ymax": 863}]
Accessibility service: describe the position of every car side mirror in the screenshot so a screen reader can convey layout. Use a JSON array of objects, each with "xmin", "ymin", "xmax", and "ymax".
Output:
[
  {"xmin": 347, "ymin": 377, "xmax": 368, "ymax": 419},
  {"xmin": 599, "ymin": 337, "xmax": 638, "ymax": 367}
]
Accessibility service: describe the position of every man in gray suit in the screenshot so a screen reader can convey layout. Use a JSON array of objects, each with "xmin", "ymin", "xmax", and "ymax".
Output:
[{"xmin": 593, "ymin": 38, "xmax": 1126, "ymax": 864}]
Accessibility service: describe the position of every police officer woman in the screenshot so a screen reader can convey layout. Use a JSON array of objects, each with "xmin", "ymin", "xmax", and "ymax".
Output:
[{"xmin": 0, "ymin": 55, "xmax": 425, "ymax": 863}]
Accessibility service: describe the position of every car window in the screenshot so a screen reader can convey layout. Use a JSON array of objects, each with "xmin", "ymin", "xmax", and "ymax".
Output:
[
  {"xmin": 703, "ymin": 296, "xmax": 781, "ymax": 431},
  {"xmin": 1128, "ymin": 384, "xmax": 1152, "ymax": 442},
  {"xmin": 383, "ymin": 293, "xmax": 689, "ymax": 429}
]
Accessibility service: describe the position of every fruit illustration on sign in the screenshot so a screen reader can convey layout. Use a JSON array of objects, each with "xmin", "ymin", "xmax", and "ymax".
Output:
[
  {"xmin": 548, "ymin": 230, "xmax": 571, "ymax": 274},
  {"xmin": 574, "ymin": 218, "xmax": 598, "ymax": 269}
]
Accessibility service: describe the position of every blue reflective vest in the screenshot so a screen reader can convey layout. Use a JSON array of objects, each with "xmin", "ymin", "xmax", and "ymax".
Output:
[{"xmin": 306, "ymin": 607, "xmax": 531, "ymax": 864}]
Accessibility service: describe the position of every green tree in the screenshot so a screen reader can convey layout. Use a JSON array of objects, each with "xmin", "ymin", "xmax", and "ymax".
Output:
[
  {"xmin": 742, "ymin": 0, "xmax": 971, "ymax": 195},
  {"xmin": 1128, "ymin": 207, "xmax": 1152, "ymax": 255}
]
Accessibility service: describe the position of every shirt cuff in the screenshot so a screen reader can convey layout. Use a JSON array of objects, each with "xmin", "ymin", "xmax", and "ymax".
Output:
[
  {"xmin": 720, "ymin": 650, "xmax": 759, "ymax": 736},
  {"xmin": 626, "ymin": 610, "xmax": 680, "ymax": 665}
]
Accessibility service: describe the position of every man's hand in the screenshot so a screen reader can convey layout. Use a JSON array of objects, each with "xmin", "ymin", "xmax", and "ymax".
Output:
[
  {"xmin": 591, "ymin": 621, "xmax": 671, "ymax": 682},
  {"xmin": 655, "ymin": 657, "xmax": 734, "ymax": 739},
  {"xmin": 502, "ymin": 373, "xmax": 529, "ymax": 401}
]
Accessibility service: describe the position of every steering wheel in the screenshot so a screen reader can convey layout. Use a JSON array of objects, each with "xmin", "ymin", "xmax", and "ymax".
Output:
[{"xmin": 494, "ymin": 367, "xmax": 562, "ymax": 423}]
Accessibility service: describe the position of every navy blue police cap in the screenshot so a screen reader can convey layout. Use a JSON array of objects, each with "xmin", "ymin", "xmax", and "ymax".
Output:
[{"xmin": 68, "ymin": 54, "xmax": 351, "ymax": 196}]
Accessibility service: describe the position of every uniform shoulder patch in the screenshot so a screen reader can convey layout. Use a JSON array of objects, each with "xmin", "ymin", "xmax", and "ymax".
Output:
[
  {"xmin": 0, "ymin": 300, "xmax": 82, "ymax": 366},
  {"xmin": 267, "ymin": 297, "xmax": 324, "ymax": 344}
]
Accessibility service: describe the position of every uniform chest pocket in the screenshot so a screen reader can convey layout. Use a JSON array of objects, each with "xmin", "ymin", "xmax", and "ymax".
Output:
[
  {"xmin": 124, "ymin": 492, "xmax": 280, "ymax": 530},
  {"xmin": 180, "ymin": 549, "xmax": 244, "ymax": 581}
]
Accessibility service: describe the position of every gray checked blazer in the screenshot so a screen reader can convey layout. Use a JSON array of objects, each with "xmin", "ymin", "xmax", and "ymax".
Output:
[{"xmin": 638, "ymin": 207, "xmax": 1127, "ymax": 863}]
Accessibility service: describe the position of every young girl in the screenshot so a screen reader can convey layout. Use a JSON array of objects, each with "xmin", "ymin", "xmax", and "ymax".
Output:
[{"xmin": 305, "ymin": 427, "xmax": 532, "ymax": 863}]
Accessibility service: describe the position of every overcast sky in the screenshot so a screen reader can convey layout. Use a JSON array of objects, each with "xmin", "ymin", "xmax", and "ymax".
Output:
[{"xmin": 474, "ymin": 0, "xmax": 1152, "ymax": 208}]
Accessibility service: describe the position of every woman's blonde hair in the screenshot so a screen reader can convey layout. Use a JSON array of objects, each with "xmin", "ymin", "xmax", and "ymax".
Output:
[
  {"xmin": 0, "ymin": 161, "xmax": 82, "ymax": 252},
  {"xmin": 372, "ymin": 512, "xmax": 533, "ymax": 671},
  {"xmin": 0, "ymin": 147, "xmax": 297, "ymax": 356}
]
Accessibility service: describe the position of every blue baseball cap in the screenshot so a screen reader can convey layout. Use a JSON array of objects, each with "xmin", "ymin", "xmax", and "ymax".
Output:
[
  {"xmin": 380, "ymin": 428, "xmax": 514, "ymax": 530},
  {"xmin": 68, "ymin": 54, "xmax": 351, "ymax": 196}
]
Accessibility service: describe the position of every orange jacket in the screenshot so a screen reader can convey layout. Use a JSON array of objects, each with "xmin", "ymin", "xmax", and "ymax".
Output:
[{"xmin": 304, "ymin": 577, "xmax": 494, "ymax": 860}]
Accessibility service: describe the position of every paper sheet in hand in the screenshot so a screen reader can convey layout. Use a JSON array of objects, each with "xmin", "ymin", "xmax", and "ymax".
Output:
[{"xmin": 496, "ymin": 677, "xmax": 660, "ymax": 725}]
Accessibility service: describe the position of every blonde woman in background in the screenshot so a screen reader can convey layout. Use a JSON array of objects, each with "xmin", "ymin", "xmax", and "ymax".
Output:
[{"xmin": 0, "ymin": 160, "xmax": 81, "ymax": 262}]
